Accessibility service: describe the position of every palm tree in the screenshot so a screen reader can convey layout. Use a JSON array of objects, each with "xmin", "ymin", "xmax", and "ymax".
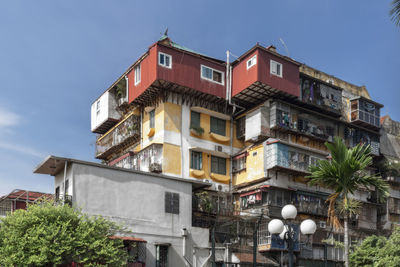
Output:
[
  {"xmin": 307, "ymin": 137, "xmax": 389, "ymax": 267},
  {"xmin": 390, "ymin": 0, "xmax": 400, "ymax": 26}
]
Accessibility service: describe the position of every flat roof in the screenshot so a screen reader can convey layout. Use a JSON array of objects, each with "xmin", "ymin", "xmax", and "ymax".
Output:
[{"xmin": 34, "ymin": 155, "xmax": 212, "ymax": 189}]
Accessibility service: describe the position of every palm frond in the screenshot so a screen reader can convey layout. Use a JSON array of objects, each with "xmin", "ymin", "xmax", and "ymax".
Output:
[
  {"xmin": 327, "ymin": 193, "xmax": 342, "ymax": 229},
  {"xmin": 390, "ymin": 0, "xmax": 400, "ymax": 26}
]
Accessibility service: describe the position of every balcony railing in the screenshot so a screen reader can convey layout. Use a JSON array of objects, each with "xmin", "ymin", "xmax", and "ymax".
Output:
[
  {"xmin": 350, "ymin": 98, "xmax": 381, "ymax": 129},
  {"xmin": 96, "ymin": 113, "xmax": 140, "ymax": 159}
]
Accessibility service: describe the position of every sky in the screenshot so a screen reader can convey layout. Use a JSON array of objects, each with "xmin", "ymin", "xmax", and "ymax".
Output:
[{"xmin": 0, "ymin": 0, "xmax": 399, "ymax": 196}]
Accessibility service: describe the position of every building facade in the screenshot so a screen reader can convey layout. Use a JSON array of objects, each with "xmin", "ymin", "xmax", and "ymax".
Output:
[{"xmin": 36, "ymin": 35, "xmax": 396, "ymax": 266}]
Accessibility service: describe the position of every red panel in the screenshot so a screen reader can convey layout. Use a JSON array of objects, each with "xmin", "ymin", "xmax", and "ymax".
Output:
[
  {"xmin": 15, "ymin": 201, "xmax": 27, "ymax": 210},
  {"xmin": 128, "ymin": 45, "xmax": 158, "ymax": 103},
  {"xmin": 257, "ymin": 49, "xmax": 299, "ymax": 97},
  {"xmin": 232, "ymin": 47, "xmax": 300, "ymax": 97},
  {"xmin": 232, "ymin": 50, "xmax": 259, "ymax": 97},
  {"xmin": 157, "ymin": 45, "xmax": 226, "ymax": 98}
]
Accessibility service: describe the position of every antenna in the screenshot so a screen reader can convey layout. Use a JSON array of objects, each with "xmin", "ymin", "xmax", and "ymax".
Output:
[{"xmin": 279, "ymin": 38, "xmax": 290, "ymax": 57}]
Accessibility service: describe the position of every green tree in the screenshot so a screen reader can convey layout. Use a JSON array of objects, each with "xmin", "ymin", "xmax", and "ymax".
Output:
[
  {"xmin": 350, "ymin": 235, "xmax": 386, "ymax": 267},
  {"xmin": 307, "ymin": 137, "xmax": 389, "ymax": 267},
  {"xmin": 0, "ymin": 201, "xmax": 127, "ymax": 266},
  {"xmin": 351, "ymin": 227, "xmax": 400, "ymax": 267},
  {"xmin": 390, "ymin": 0, "xmax": 400, "ymax": 26}
]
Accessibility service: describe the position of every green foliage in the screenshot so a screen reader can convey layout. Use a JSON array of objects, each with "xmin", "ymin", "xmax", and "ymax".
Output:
[
  {"xmin": 0, "ymin": 201, "xmax": 127, "ymax": 266},
  {"xmin": 190, "ymin": 125, "xmax": 204, "ymax": 135},
  {"xmin": 351, "ymin": 228, "xmax": 400, "ymax": 267},
  {"xmin": 390, "ymin": 0, "xmax": 400, "ymax": 26},
  {"xmin": 195, "ymin": 191, "xmax": 213, "ymax": 213},
  {"xmin": 350, "ymin": 235, "xmax": 386, "ymax": 267}
]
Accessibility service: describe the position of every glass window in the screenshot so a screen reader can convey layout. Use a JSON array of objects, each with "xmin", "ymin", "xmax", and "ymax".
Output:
[
  {"xmin": 270, "ymin": 60, "xmax": 283, "ymax": 77},
  {"xmin": 201, "ymin": 65, "xmax": 224, "ymax": 84},
  {"xmin": 134, "ymin": 64, "xmax": 141, "ymax": 85},
  {"xmin": 247, "ymin": 55, "xmax": 257, "ymax": 69},
  {"xmin": 156, "ymin": 245, "xmax": 168, "ymax": 267},
  {"xmin": 190, "ymin": 111, "xmax": 200, "ymax": 128},
  {"xmin": 159, "ymin": 52, "xmax": 172, "ymax": 68},
  {"xmin": 150, "ymin": 109, "xmax": 155, "ymax": 129},
  {"xmin": 55, "ymin": 186, "xmax": 60, "ymax": 200},
  {"xmin": 191, "ymin": 151, "xmax": 202, "ymax": 170},
  {"xmin": 233, "ymin": 156, "xmax": 246, "ymax": 172},
  {"xmin": 96, "ymin": 100, "xmax": 100, "ymax": 115},
  {"xmin": 211, "ymin": 156, "xmax": 226, "ymax": 175},
  {"xmin": 165, "ymin": 192, "xmax": 179, "ymax": 214},
  {"xmin": 210, "ymin": 116, "xmax": 226, "ymax": 136}
]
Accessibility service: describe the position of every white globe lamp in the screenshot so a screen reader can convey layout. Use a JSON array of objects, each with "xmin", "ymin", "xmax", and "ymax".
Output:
[
  {"xmin": 281, "ymin": 204, "xmax": 297, "ymax": 220},
  {"xmin": 300, "ymin": 219, "xmax": 317, "ymax": 235},
  {"xmin": 268, "ymin": 219, "xmax": 284, "ymax": 234}
]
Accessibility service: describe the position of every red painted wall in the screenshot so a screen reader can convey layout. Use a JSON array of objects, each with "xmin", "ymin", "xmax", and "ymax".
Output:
[
  {"xmin": 232, "ymin": 50, "xmax": 259, "ymax": 97},
  {"xmin": 157, "ymin": 45, "xmax": 226, "ymax": 98},
  {"xmin": 15, "ymin": 201, "xmax": 27, "ymax": 210},
  {"xmin": 128, "ymin": 43, "xmax": 227, "ymax": 104},
  {"xmin": 232, "ymin": 47, "xmax": 300, "ymax": 97},
  {"xmin": 128, "ymin": 45, "xmax": 158, "ymax": 103}
]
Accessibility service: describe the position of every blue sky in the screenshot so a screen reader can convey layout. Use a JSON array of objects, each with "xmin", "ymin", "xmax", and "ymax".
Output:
[{"xmin": 0, "ymin": 1, "xmax": 399, "ymax": 196}]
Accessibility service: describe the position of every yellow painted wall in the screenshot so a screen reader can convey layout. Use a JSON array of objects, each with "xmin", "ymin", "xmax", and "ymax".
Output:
[
  {"xmin": 233, "ymin": 144, "xmax": 265, "ymax": 186},
  {"xmin": 135, "ymin": 103, "xmax": 165, "ymax": 152},
  {"xmin": 162, "ymin": 143, "xmax": 182, "ymax": 175},
  {"xmin": 164, "ymin": 102, "xmax": 181, "ymax": 133},
  {"xmin": 189, "ymin": 111, "xmax": 242, "ymax": 149},
  {"xmin": 189, "ymin": 152, "xmax": 230, "ymax": 184}
]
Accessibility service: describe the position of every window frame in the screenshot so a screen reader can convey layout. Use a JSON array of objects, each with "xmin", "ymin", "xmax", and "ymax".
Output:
[
  {"xmin": 149, "ymin": 109, "xmax": 155, "ymax": 129},
  {"xmin": 96, "ymin": 100, "xmax": 100, "ymax": 116},
  {"xmin": 210, "ymin": 116, "xmax": 226, "ymax": 136},
  {"xmin": 211, "ymin": 156, "xmax": 226, "ymax": 175},
  {"xmin": 134, "ymin": 64, "xmax": 141, "ymax": 85},
  {"xmin": 158, "ymin": 52, "xmax": 172, "ymax": 69},
  {"xmin": 247, "ymin": 55, "xmax": 257, "ymax": 70},
  {"xmin": 165, "ymin": 192, "xmax": 179, "ymax": 214},
  {"xmin": 190, "ymin": 151, "xmax": 203, "ymax": 170},
  {"xmin": 156, "ymin": 245, "xmax": 168, "ymax": 267},
  {"xmin": 190, "ymin": 111, "xmax": 200, "ymax": 128},
  {"xmin": 270, "ymin": 60, "xmax": 283, "ymax": 78},
  {"xmin": 200, "ymin": 65, "xmax": 224, "ymax": 85}
]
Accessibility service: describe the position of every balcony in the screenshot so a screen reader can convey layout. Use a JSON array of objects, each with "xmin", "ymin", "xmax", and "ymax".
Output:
[
  {"xmin": 388, "ymin": 198, "xmax": 400, "ymax": 215},
  {"xmin": 96, "ymin": 113, "xmax": 140, "ymax": 159},
  {"xmin": 257, "ymin": 222, "xmax": 300, "ymax": 251},
  {"xmin": 299, "ymin": 75, "xmax": 342, "ymax": 117},
  {"xmin": 270, "ymin": 101, "xmax": 337, "ymax": 143},
  {"xmin": 293, "ymin": 191, "xmax": 328, "ymax": 217},
  {"xmin": 265, "ymin": 141, "xmax": 325, "ymax": 175},
  {"xmin": 344, "ymin": 126, "xmax": 380, "ymax": 156},
  {"xmin": 350, "ymin": 97, "xmax": 382, "ymax": 130}
]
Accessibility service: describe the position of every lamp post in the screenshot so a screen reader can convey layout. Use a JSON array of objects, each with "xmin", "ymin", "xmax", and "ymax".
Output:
[{"xmin": 268, "ymin": 204, "xmax": 317, "ymax": 267}]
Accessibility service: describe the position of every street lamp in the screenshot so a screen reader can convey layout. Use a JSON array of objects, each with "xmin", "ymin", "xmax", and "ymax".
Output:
[{"xmin": 267, "ymin": 204, "xmax": 316, "ymax": 267}]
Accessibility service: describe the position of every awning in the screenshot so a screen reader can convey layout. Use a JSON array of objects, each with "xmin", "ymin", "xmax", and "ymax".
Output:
[
  {"xmin": 190, "ymin": 147, "xmax": 230, "ymax": 158},
  {"xmin": 110, "ymin": 236, "xmax": 147, "ymax": 243},
  {"xmin": 240, "ymin": 189, "xmax": 262, "ymax": 197}
]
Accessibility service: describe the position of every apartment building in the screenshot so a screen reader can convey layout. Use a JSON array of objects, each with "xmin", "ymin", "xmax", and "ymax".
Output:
[{"xmin": 85, "ymin": 34, "xmax": 389, "ymax": 266}]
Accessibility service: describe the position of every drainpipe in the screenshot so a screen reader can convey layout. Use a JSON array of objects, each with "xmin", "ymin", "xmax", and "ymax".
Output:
[{"xmin": 226, "ymin": 51, "xmax": 246, "ymax": 116}]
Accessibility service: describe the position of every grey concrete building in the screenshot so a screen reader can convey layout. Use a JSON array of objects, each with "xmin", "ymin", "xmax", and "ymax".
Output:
[{"xmin": 34, "ymin": 155, "xmax": 215, "ymax": 267}]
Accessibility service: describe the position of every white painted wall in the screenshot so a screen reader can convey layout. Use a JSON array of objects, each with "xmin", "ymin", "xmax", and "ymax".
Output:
[{"xmin": 90, "ymin": 91, "xmax": 120, "ymax": 132}]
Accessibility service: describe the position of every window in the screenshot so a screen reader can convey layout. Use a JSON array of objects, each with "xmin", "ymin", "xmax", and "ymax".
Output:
[
  {"xmin": 64, "ymin": 179, "xmax": 69, "ymax": 196},
  {"xmin": 191, "ymin": 151, "xmax": 202, "ymax": 170},
  {"xmin": 134, "ymin": 64, "xmax": 141, "ymax": 85},
  {"xmin": 190, "ymin": 111, "xmax": 200, "ymax": 128},
  {"xmin": 149, "ymin": 109, "xmax": 155, "ymax": 129},
  {"xmin": 233, "ymin": 156, "xmax": 246, "ymax": 172},
  {"xmin": 201, "ymin": 65, "xmax": 224, "ymax": 85},
  {"xmin": 159, "ymin": 52, "xmax": 172, "ymax": 68},
  {"xmin": 156, "ymin": 245, "xmax": 168, "ymax": 267},
  {"xmin": 55, "ymin": 186, "xmax": 60, "ymax": 200},
  {"xmin": 96, "ymin": 100, "xmax": 100, "ymax": 116},
  {"xmin": 270, "ymin": 60, "xmax": 282, "ymax": 77},
  {"xmin": 247, "ymin": 55, "xmax": 257, "ymax": 70},
  {"xmin": 210, "ymin": 116, "xmax": 226, "ymax": 136},
  {"xmin": 165, "ymin": 192, "xmax": 179, "ymax": 214},
  {"xmin": 211, "ymin": 156, "xmax": 226, "ymax": 175}
]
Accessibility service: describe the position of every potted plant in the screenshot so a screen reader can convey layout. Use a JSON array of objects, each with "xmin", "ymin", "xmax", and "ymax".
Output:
[{"xmin": 190, "ymin": 125, "xmax": 204, "ymax": 136}]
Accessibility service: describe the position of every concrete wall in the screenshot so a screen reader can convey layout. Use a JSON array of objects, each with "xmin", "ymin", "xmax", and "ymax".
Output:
[{"xmin": 68, "ymin": 162, "xmax": 209, "ymax": 266}]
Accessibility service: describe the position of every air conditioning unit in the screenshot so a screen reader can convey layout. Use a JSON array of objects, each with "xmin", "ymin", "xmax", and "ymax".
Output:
[
  {"xmin": 149, "ymin": 163, "xmax": 162, "ymax": 173},
  {"xmin": 319, "ymin": 221, "xmax": 326, "ymax": 229},
  {"xmin": 215, "ymin": 145, "xmax": 223, "ymax": 152}
]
